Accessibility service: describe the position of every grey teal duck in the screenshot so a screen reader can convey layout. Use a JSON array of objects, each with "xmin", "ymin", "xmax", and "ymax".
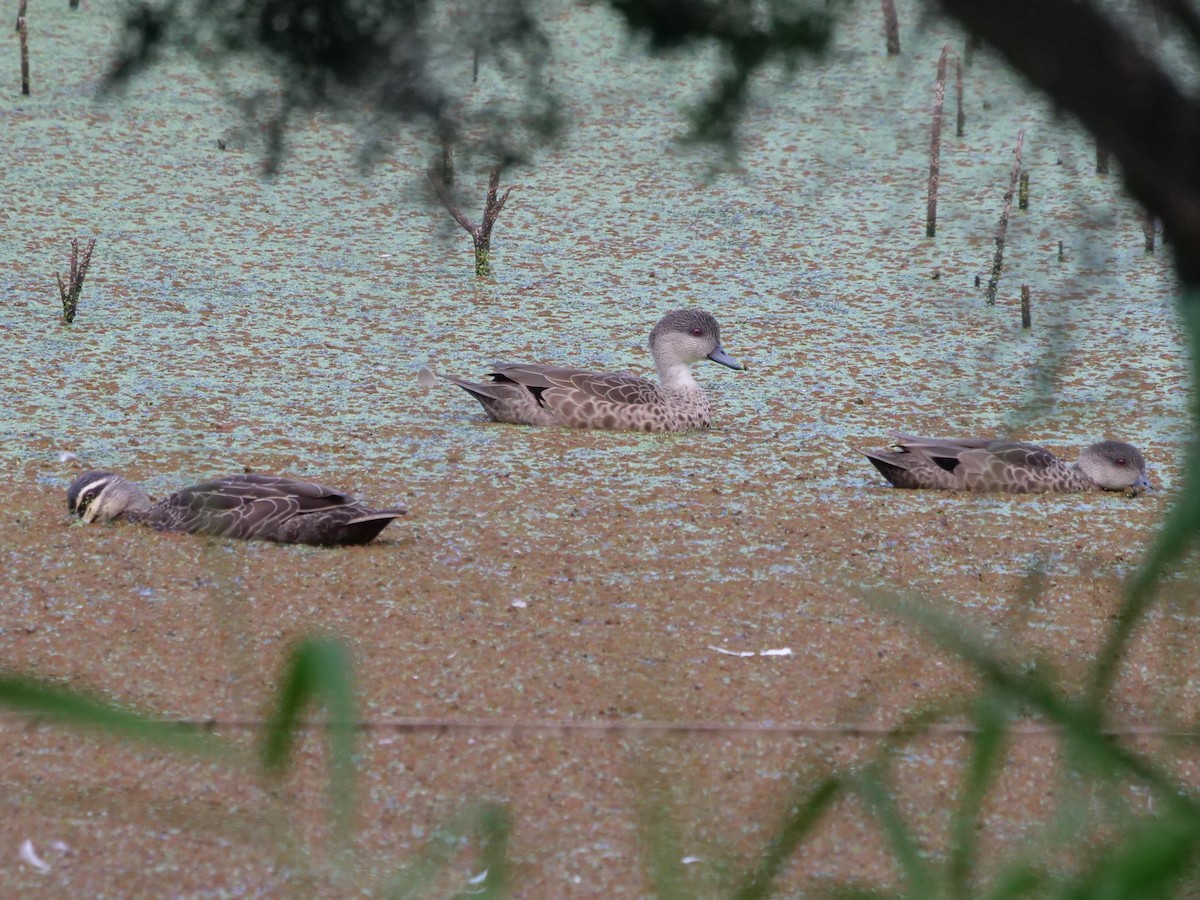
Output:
[
  {"xmin": 67, "ymin": 471, "xmax": 406, "ymax": 545},
  {"xmin": 425, "ymin": 309, "xmax": 744, "ymax": 432},
  {"xmin": 863, "ymin": 435, "xmax": 1150, "ymax": 493}
]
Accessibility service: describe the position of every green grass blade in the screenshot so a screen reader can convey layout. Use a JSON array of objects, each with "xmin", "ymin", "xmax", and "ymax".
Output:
[
  {"xmin": 634, "ymin": 771, "xmax": 689, "ymax": 899},
  {"xmin": 1090, "ymin": 292, "xmax": 1200, "ymax": 702},
  {"xmin": 383, "ymin": 801, "xmax": 514, "ymax": 899},
  {"xmin": 0, "ymin": 674, "xmax": 224, "ymax": 756},
  {"xmin": 859, "ymin": 764, "xmax": 935, "ymax": 897},
  {"xmin": 733, "ymin": 775, "xmax": 842, "ymax": 900},
  {"xmin": 456, "ymin": 801, "xmax": 512, "ymax": 900},
  {"xmin": 1062, "ymin": 807, "xmax": 1200, "ymax": 899},
  {"xmin": 261, "ymin": 637, "xmax": 356, "ymax": 843},
  {"xmin": 947, "ymin": 692, "xmax": 1008, "ymax": 898},
  {"xmin": 985, "ymin": 864, "xmax": 1047, "ymax": 899},
  {"xmin": 882, "ymin": 594, "xmax": 1200, "ymax": 823}
]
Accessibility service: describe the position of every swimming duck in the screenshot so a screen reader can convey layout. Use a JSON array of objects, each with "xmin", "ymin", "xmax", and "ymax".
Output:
[
  {"xmin": 425, "ymin": 309, "xmax": 744, "ymax": 432},
  {"xmin": 863, "ymin": 435, "xmax": 1150, "ymax": 493},
  {"xmin": 67, "ymin": 471, "xmax": 406, "ymax": 545}
]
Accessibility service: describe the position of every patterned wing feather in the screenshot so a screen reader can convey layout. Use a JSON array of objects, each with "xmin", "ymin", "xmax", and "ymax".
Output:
[
  {"xmin": 156, "ymin": 475, "xmax": 362, "ymax": 539},
  {"xmin": 492, "ymin": 364, "xmax": 661, "ymax": 406}
]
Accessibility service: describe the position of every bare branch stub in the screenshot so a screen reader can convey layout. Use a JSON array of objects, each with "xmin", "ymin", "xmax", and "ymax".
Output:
[
  {"xmin": 955, "ymin": 57, "xmax": 965, "ymax": 137},
  {"xmin": 428, "ymin": 154, "xmax": 512, "ymax": 279},
  {"xmin": 17, "ymin": 0, "xmax": 30, "ymax": 96},
  {"xmin": 1020, "ymin": 283, "xmax": 1032, "ymax": 329},
  {"xmin": 926, "ymin": 44, "xmax": 951, "ymax": 238},
  {"xmin": 57, "ymin": 237, "xmax": 97, "ymax": 324},
  {"xmin": 427, "ymin": 166, "xmax": 476, "ymax": 234},
  {"xmin": 1144, "ymin": 211, "xmax": 1157, "ymax": 253},
  {"xmin": 881, "ymin": 0, "xmax": 900, "ymax": 55},
  {"xmin": 986, "ymin": 129, "xmax": 1024, "ymax": 306},
  {"xmin": 480, "ymin": 168, "xmax": 512, "ymax": 240}
]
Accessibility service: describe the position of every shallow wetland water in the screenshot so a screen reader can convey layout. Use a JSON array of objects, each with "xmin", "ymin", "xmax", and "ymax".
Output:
[{"xmin": 1, "ymin": 1, "xmax": 1197, "ymax": 894}]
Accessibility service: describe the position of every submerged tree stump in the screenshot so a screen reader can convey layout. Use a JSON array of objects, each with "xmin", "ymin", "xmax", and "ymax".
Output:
[
  {"xmin": 429, "ymin": 152, "xmax": 512, "ymax": 279},
  {"xmin": 56, "ymin": 237, "xmax": 97, "ymax": 324}
]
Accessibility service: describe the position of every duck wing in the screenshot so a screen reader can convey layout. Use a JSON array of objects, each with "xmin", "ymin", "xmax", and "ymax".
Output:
[
  {"xmin": 155, "ymin": 474, "xmax": 389, "ymax": 541},
  {"xmin": 866, "ymin": 436, "xmax": 1062, "ymax": 491},
  {"xmin": 900, "ymin": 439, "xmax": 1061, "ymax": 491},
  {"xmin": 489, "ymin": 364, "xmax": 663, "ymax": 407}
]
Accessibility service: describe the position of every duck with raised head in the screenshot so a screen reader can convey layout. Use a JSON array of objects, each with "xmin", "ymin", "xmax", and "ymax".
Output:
[
  {"xmin": 863, "ymin": 435, "xmax": 1150, "ymax": 493},
  {"xmin": 67, "ymin": 471, "xmax": 407, "ymax": 545},
  {"xmin": 424, "ymin": 309, "xmax": 744, "ymax": 432}
]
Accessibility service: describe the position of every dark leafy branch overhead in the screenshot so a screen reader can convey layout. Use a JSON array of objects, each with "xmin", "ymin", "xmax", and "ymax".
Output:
[
  {"xmin": 104, "ymin": 0, "xmax": 559, "ymax": 170},
  {"xmin": 609, "ymin": 0, "xmax": 835, "ymax": 142},
  {"xmin": 933, "ymin": 0, "xmax": 1200, "ymax": 285}
]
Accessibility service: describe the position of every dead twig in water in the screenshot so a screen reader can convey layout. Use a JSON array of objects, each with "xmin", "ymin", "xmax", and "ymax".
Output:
[
  {"xmin": 926, "ymin": 44, "xmax": 955, "ymax": 238},
  {"xmin": 16, "ymin": 0, "xmax": 29, "ymax": 96},
  {"xmin": 56, "ymin": 237, "xmax": 96, "ymax": 324},
  {"xmin": 955, "ymin": 56, "xmax": 965, "ymax": 137},
  {"xmin": 1018, "ymin": 171, "xmax": 1029, "ymax": 210},
  {"xmin": 1096, "ymin": 141, "xmax": 1109, "ymax": 175},
  {"xmin": 428, "ymin": 151, "xmax": 512, "ymax": 279},
  {"xmin": 1144, "ymin": 211, "xmax": 1158, "ymax": 253},
  {"xmin": 881, "ymin": 0, "xmax": 900, "ymax": 55},
  {"xmin": 1021, "ymin": 284, "xmax": 1031, "ymax": 329},
  {"xmin": 986, "ymin": 129, "xmax": 1024, "ymax": 306}
]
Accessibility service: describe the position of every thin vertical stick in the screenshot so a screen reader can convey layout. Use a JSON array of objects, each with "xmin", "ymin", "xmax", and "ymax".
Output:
[
  {"xmin": 56, "ymin": 237, "xmax": 97, "ymax": 324},
  {"xmin": 1020, "ymin": 284, "xmax": 1031, "ymax": 329},
  {"xmin": 955, "ymin": 57, "xmax": 965, "ymax": 137},
  {"xmin": 986, "ymin": 129, "xmax": 1024, "ymax": 306},
  {"xmin": 1096, "ymin": 142, "xmax": 1109, "ymax": 175},
  {"xmin": 17, "ymin": 0, "xmax": 29, "ymax": 96},
  {"xmin": 926, "ymin": 44, "xmax": 950, "ymax": 238},
  {"xmin": 1143, "ymin": 212, "xmax": 1157, "ymax": 253},
  {"xmin": 881, "ymin": 0, "xmax": 900, "ymax": 55},
  {"xmin": 1018, "ymin": 171, "xmax": 1029, "ymax": 210}
]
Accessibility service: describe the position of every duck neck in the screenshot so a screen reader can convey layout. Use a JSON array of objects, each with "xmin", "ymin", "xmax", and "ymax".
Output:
[
  {"xmin": 654, "ymin": 351, "xmax": 699, "ymax": 394},
  {"xmin": 1065, "ymin": 461, "xmax": 1097, "ymax": 490},
  {"xmin": 122, "ymin": 490, "xmax": 155, "ymax": 523}
]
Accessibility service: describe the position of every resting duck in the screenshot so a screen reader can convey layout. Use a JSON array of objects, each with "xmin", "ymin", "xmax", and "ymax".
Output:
[
  {"xmin": 863, "ymin": 435, "xmax": 1150, "ymax": 493},
  {"xmin": 423, "ymin": 309, "xmax": 743, "ymax": 432},
  {"xmin": 67, "ymin": 471, "xmax": 406, "ymax": 545}
]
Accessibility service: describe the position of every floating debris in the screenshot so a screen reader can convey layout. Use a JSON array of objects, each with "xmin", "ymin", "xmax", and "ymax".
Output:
[{"xmin": 19, "ymin": 840, "xmax": 50, "ymax": 873}]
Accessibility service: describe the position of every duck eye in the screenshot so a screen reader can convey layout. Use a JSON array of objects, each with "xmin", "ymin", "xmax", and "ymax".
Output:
[
  {"xmin": 1113, "ymin": 458, "xmax": 1127, "ymax": 466},
  {"xmin": 691, "ymin": 328, "xmax": 703, "ymax": 337}
]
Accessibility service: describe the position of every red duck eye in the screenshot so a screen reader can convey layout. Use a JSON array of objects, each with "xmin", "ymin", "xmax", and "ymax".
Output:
[
  {"xmin": 691, "ymin": 328, "xmax": 703, "ymax": 336},
  {"xmin": 1114, "ymin": 458, "xmax": 1127, "ymax": 466}
]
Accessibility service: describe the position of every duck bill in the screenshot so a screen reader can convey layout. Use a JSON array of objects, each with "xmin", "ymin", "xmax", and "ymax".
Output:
[{"xmin": 707, "ymin": 346, "xmax": 744, "ymax": 370}]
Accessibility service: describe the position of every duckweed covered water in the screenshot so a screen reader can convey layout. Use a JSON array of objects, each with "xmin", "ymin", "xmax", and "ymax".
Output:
[{"xmin": 0, "ymin": 2, "xmax": 1194, "ymax": 895}]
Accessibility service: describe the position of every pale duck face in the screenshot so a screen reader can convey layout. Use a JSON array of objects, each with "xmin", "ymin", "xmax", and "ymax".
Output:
[
  {"xmin": 1077, "ymin": 441, "xmax": 1150, "ymax": 491},
  {"xmin": 649, "ymin": 309, "xmax": 744, "ymax": 371},
  {"xmin": 67, "ymin": 471, "xmax": 150, "ymax": 523}
]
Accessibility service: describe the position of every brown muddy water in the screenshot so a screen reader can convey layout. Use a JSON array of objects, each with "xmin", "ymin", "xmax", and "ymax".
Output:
[{"xmin": 1, "ymin": 0, "xmax": 1196, "ymax": 895}]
